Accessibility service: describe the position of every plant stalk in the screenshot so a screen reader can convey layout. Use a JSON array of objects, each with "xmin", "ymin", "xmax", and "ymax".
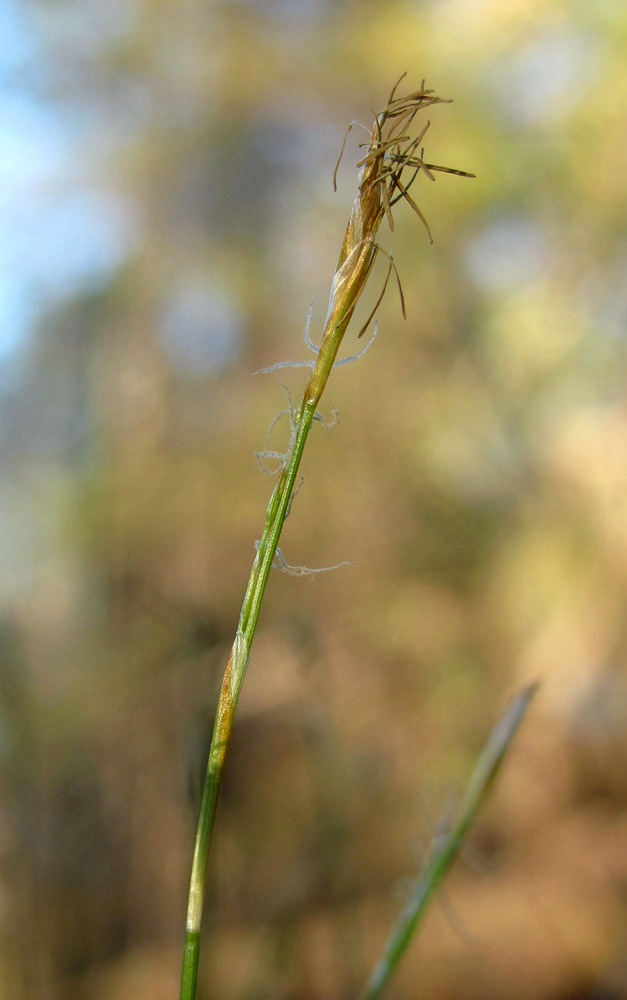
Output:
[
  {"xmin": 179, "ymin": 78, "xmax": 474, "ymax": 1000},
  {"xmin": 179, "ymin": 288, "xmax": 359, "ymax": 1000}
]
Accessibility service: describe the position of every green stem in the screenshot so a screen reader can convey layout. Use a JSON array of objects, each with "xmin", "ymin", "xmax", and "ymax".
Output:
[
  {"xmin": 178, "ymin": 78, "xmax": 467, "ymax": 999},
  {"xmin": 180, "ymin": 361, "xmax": 340, "ymax": 999}
]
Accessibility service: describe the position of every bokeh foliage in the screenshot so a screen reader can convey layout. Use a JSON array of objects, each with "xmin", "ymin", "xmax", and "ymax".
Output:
[{"xmin": 1, "ymin": 1, "xmax": 626, "ymax": 998}]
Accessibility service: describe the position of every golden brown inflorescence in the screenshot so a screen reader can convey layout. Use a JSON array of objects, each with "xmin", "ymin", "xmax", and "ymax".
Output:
[{"xmin": 304, "ymin": 75, "xmax": 474, "ymax": 409}]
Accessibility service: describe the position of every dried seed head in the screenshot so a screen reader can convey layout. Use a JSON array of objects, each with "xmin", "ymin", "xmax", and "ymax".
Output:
[
  {"xmin": 346, "ymin": 77, "xmax": 467, "ymax": 253},
  {"xmin": 304, "ymin": 77, "xmax": 474, "ymax": 408}
]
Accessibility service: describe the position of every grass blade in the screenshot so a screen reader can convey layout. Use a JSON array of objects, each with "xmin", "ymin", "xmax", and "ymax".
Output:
[{"xmin": 360, "ymin": 683, "xmax": 538, "ymax": 1000}]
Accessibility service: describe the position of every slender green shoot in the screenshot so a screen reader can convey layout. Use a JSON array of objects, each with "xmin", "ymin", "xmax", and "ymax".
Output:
[
  {"xmin": 180, "ymin": 76, "xmax": 474, "ymax": 1000},
  {"xmin": 360, "ymin": 683, "xmax": 539, "ymax": 1000}
]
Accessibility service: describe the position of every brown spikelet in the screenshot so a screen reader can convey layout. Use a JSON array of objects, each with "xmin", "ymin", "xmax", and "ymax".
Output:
[
  {"xmin": 303, "ymin": 78, "xmax": 473, "ymax": 408},
  {"xmin": 305, "ymin": 74, "xmax": 473, "ymax": 403}
]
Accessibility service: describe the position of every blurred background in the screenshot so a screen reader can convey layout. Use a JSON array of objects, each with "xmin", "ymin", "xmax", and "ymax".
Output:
[{"xmin": 1, "ymin": 1, "xmax": 626, "ymax": 998}]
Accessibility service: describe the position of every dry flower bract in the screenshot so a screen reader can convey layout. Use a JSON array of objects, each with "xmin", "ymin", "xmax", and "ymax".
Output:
[{"xmin": 306, "ymin": 75, "xmax": 474, "ymax": 409}]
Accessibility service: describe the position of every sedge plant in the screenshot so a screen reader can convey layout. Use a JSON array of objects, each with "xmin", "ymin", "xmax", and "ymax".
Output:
[{"xmin": 180, "ymin": 77, "xmax": 531, "ymax": 1000}]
